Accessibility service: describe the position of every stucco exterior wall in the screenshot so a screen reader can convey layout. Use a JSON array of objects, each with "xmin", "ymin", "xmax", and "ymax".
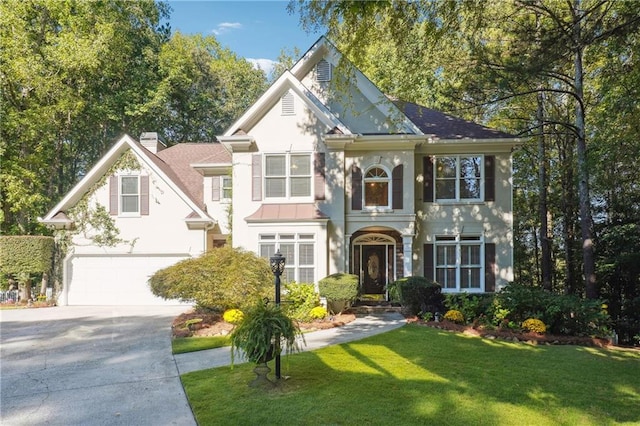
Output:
[{"xmin": 70, "ymin": 162, "xmax": 206, "ymax": 258}]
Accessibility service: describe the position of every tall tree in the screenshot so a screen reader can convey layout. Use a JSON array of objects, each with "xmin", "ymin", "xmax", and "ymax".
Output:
[
  {"xmin": 0, "ymin": 0, "xmax": 170, "ymax": 234},
  {"xmin": 138, "ymin": 32, "xmax": 267, "ymax": 145},
  {"xmin": 290, "ymin": 0, "xmax": 640, "ymax": 299}
]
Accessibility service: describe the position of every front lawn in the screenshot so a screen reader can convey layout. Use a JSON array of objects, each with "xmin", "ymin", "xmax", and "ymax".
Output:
[
  {"xmin": 172, "ymin": 335, "xmax": 230, "ymax": 354},
  {"xmin": 181, "ymin": 324, "xmax": 640, "ymax": 425}
]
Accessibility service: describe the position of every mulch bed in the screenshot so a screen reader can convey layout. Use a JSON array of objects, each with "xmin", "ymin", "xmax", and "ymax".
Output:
[
  {"xmin": 406, "ymin": 317, "xmax": 613, "ymax": 348},
  {"xmin": 172, "ymin": 309, "xmax": 622, "ymax": 350},
  {"xmin": 172, "ymin": 309, "xmax": 356, "ymax": 339}
]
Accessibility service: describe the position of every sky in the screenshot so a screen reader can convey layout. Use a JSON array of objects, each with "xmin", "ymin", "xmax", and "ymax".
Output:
[{"xmin": 166, "ymin": 1, "xmax": 325, "ymax": 76}]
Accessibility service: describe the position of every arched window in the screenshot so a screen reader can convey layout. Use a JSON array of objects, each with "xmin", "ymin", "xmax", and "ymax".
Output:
[{"xmin": 364, "ymin": 166, "xmax": 390, "ymax": 207}]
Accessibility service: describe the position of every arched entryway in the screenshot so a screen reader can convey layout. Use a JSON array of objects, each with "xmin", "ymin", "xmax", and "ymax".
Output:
[{"xmin": 351, "ymin": 230, "xmax": 402, "ymax": 301}]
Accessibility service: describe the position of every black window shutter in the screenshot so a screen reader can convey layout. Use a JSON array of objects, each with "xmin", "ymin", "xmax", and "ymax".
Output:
[
  {"xmin": 109, "ymin": 175, "xmax": 118, "ymax": 215},
  {"xmin": 314, "ymin": 152, "xmax": 326, "ymax": 201},
  {"xmin": 252, "ymin": 154, "xmax": 262, "ymax": 201},
  {"xmin": 140, "ymin": 175, "xmax": 149, "ymax": 215},
  {"xmin": 485, "ymin": 155, "xmax": 495, "ymax": 202},
  {"xmin": 423, "ymin": 156, "xmax": 434, "ymax": 202},
  {"xmin": 392, "ymin": 164, "xmax": 403, "ymax": 209},
  {"xmin": 351, "ymin": 165, "xmax": 362, "ymax": 210},
  {"xmin": 485, "ymin": 243, "xmax": 496, "ymax": 292},
  {"xmin": 424, "ymin": 243, "xmax": 434, "ymax": 281}
]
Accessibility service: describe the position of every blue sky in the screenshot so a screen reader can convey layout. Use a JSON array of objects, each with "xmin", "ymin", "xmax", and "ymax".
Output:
[{"xmin": 167, "ymin": 1, "xmax": 325, "ymax": 75}]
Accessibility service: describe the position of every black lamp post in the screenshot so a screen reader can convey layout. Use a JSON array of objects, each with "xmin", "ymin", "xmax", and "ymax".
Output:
[{"xmin": 269, "ymin": 249, "xmax": 286, "ymax": 379}]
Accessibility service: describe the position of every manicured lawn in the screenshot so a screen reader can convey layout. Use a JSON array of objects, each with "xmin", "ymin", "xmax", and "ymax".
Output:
[
  {"xmin": 172, "ymin": 335, "xmax": 230, "ymax": 354},
  {"xmin": 181, "ymin": 324, "xmax": 640, "ymax": 425}
]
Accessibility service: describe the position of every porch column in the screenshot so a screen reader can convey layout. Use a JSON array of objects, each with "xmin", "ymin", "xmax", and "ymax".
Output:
[
  {"xmin": 344, "ymin": 233, "xmax": 352, "ymax": 273},
  {"xmin": 402, "ymin": 235, "xmax": 413, "ymax": 277}
]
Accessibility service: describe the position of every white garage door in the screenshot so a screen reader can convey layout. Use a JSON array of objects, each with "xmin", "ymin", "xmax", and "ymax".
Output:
[{"xmin": 67, "ymin": 255, "xmax": 188, "ymax": 305}]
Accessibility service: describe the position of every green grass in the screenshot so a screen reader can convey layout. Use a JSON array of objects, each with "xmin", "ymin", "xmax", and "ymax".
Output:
[
  {"xmin": 181, "ymin": 324, "xmax": 640, "ymax": 425},
  {"xmin": 172, "ymin": 335, "xmax": 230, "ymax": 354}
]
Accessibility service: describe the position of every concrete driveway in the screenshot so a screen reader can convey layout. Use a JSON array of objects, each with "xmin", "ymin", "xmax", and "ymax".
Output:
[{"xmin": 1, "ymin": 306, "xmax": 196, "ymax": 426}]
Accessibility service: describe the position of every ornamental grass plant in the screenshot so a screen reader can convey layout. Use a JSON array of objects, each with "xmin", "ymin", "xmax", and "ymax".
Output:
[{"xmin": 182, "ymin": 325, "xmax": 640, "ymax": 425}]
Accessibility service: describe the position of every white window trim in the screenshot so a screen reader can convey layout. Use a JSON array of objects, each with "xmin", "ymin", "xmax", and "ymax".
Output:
[
  {"xmin": 119, "ymin": 174, "xmax": 140, "ymax": 217},
  {"xmin": 263, "ymin": 152, "xmax": 313, "ymax": 201},
  {"xmin": 363, "ymin": 165, "xmax": 392, "ymax": 210},
  {"xmin": 259, "ymin": 233, "xmax": 316, "ymax": 283},
  {"xmin": 435, "ymin": 155, "xmax": 484, "ymax": 203},
  {"xmin": 434, "ymin": 235, "xmax": 484, "ymax": 293},
  {"xmin": 221, "ymin": 176, "xmax": 232, "ymax": 203}
]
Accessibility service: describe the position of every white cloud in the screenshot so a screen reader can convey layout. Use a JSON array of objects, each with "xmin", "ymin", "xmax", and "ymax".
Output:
[
  {"xmin": 212, "ymin": 22, "xmax": 242, "ymax": 35},
  {"xmin": 247, "ymin": 58, "xmax": 277, "ymax": 77}
]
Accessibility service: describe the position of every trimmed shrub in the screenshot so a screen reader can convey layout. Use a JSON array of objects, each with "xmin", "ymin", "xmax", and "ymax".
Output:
[
  {"xmin": 148, "ymin": 246, "xmax": 272, "ymax": 311},
  {"xmin": 318, "ymin": 273, "xmax": 359, "ymax": 314},
  {"xmin": 495, "ymin": 283, "xmax": 611, "ymax": 337},
  {"xmin": 445, "ymin": 293, "xmax": 495, "ymax": 324},
  {"xmin": 522, "ymin": 318, "xmax": 547, "ymax": 334},
  {"xmin": 283, "ymin": 282, "xmax": 319, "ymax": 322},
  {"xmin": 0, "ymin": 236, "xmax": 54, "ymax": 276},
  {"xmin": 387, "ymin": 276, "xmax": 444, "ymax": 316},
  {"xmin": 444, "ymin": 309, "xmax": 465, "ymax": 324},
  {"xmin": 223, "ymin": 309, "xmax": 244, "ymax": 324}
]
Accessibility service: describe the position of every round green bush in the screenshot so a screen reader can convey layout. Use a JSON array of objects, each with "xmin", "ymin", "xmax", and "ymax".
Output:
[
  {"xmin": 387, "ymin": 276, "xmax": 444, "ymax": 316},
  {"xmin": 148, "ymin": 246, "xmax": 272, "ymax": 311},
  {"xmin": 318, "ymin": 273, "xmax": 359, "ymax": 301}
]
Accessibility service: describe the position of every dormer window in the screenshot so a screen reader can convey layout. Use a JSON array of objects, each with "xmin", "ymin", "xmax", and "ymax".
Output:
[
  {"xmin": 315, "ymin": 59, "xmax": 331, "ymax": 82},
  {"xmin": 281, "ymin": 90, "xmax": 294, "ymax": 115},
  {"xmin": 364, "ymin": 166, "xmax": 390, "ymax": 208}
]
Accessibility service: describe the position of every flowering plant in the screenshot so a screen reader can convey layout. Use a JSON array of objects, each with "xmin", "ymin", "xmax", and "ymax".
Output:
[
  {"xmin": 522, "ymin": 318, "xmax": 547, "ymax": 334},
  {"xmin": 223, "ymin": 308, "xmax": 244, "ymax": 324},
  {"xmin": 444, "ymin": 309, "xmax": 465, "ymax": 324},
  {"xmin": 309, "ymin": 306, "xmax": 327, "ymax": 320}
]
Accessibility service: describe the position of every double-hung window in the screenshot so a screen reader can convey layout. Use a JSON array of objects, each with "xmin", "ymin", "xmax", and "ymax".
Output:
[
  {"xmin": 259, "ymin": 233, "xmax": 315, "ymax": 283},
  {"xmin": 120, "ymin": 176, "xmax": 140, "ymax": 214},
  {"xmin": 435, "ymin": 156, "xmax": 482, "ymax": 201},
  {"xmin": 265, "ymin": 153, "xmax": 311, "ymax": 198},
  {"xmin": 435, "ymin": 235, "xmax": 483, "ymax": 291},
  {"xmin": 221, "ymin": 176, "xmax": 232, "ymax": 201}
]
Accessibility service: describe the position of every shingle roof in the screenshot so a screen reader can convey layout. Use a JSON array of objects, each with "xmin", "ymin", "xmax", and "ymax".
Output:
[
  {"xmin": 395, "ymin": 100, "xmax": 515, "ymax": 140},
  {"xmin": 154, "ymin": 143, "xmax": 231, "ymax": 207}
]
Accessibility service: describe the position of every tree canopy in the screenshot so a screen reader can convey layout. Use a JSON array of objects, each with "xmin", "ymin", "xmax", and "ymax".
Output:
[
  {"xmin": 1, "ymin": 0, "xmax": 267, "ymax": 235},
  {"xmin": 290, "ymin": 0, "xmax": 640, "ymax": 342}
]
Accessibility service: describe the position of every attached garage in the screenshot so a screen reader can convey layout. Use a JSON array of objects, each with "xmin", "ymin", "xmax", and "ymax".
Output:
[{"xmin": 64, "ymin": 254, "xmax": 189, "ymax": 306}]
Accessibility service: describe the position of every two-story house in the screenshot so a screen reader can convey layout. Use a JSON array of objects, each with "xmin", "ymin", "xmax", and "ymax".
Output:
[{"xmin": 41, "ymin": 37, "xmax": 519, "ymax": 305}]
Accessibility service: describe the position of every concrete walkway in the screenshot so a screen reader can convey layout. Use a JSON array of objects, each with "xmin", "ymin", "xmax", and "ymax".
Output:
[{"xmin": 175, "ymin": 312, "xmax": 406, "ymax": 374}]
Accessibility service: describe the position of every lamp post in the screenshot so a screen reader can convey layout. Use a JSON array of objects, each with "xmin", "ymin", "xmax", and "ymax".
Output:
[{"xmin": 269, "ymin": 249, "xmax": 286, "ymax": 379}]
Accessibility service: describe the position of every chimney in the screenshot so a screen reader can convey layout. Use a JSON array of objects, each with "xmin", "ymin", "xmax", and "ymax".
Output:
[{"xmin": 140, "ymin": 132, "xmax": 166, "ymax": 154}]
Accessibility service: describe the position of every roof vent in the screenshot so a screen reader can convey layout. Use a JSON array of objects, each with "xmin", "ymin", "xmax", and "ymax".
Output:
[
  {"xmin": 281, "ymin": 90, "xmax": 295, "ymax": 115},
  {"xmin": 316, "ymin": 59, "xmax": 332, "ymax": 82}
]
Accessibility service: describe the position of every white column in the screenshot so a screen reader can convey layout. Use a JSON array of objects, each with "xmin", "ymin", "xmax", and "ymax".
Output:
[
  {"xmin": 344, "ymin": 234, "xmax": 352, "ymax": 273},
  {"xmin": 402, "ymin": 235, "xmax": 413, "ymax": 277}
]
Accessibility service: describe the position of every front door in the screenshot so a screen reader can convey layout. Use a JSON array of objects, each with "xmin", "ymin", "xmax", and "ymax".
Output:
[{"xmin": 362, "ymin": 245, "xmax": 386, "ymax": 295}]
